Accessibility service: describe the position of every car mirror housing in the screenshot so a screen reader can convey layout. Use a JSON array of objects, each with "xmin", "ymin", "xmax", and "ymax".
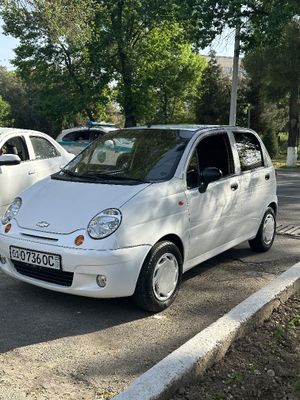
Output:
[
  {"xmin": 199, "ymin": 167, "xmax": 223, "ymax": 193},
  {"xmin": 0, "ymin": 154, "xmax": 21, "ymax": 166}
]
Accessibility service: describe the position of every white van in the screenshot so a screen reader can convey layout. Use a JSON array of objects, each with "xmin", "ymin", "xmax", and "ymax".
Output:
[{"xmin": 0, "ymin": 125, "xmax": 277, "ymax": 312}]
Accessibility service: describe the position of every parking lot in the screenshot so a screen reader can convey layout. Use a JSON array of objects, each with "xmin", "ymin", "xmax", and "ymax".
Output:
[{"xmin": 0, "ymin": 169, "xmax": 299, "ymax": 400}]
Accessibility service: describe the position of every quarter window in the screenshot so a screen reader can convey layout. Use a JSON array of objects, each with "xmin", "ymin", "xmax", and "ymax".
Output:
[
  {"xmin": 234, "ymin": 132, "xmax": 263, "ymax": 171},
  {"xmin": 30, "ymin": 136, "xmax": 59, "ymax": 160}
]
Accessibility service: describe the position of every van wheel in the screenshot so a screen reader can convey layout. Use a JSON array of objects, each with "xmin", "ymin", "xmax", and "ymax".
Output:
[
  {"xmin": 249, "ymin": 207, "xmax": 276, "ymax": 252},
  {"xmin": 133, "ymin": 241, "xmax": 182, "ymax": 312}
]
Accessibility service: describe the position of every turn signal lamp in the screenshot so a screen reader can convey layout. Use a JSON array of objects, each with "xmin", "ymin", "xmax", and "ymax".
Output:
[
  {"xmin": 75, "ymin": 235, "xmax": 85, "ymax": 246},
  {"xmin": 5, "ymin": 224, "xmax": 11, "ymax": 234}
]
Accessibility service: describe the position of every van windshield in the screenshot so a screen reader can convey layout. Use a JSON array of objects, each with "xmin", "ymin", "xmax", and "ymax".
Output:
[{"xmin": 55, "ymin": 129, "xmax": 190, "ymax": 184}]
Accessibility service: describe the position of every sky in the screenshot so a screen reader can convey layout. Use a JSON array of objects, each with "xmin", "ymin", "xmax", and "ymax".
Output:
[{"xmin": 0, "ymin": 18, "xmax": 236, "ymax": 70}]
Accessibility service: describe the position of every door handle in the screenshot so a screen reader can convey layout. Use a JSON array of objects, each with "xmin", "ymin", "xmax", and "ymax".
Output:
[
  {"xmin": 28, "ymin": 171, "xmax": 36, "ymax": 175},
  {"xmin": 231, "ymin": 183, "xmax": 239, "ymax": 191},
  {"xmin": 265, "ymin": 173, "xmax": 270, "ymax": 180}
]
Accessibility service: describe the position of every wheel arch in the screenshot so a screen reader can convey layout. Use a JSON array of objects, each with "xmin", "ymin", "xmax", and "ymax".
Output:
[
  {"xmin": 156, "ymin": 234, "xmax": 185, "ymax": 263},
  {"xmin": 268, "ymin": 202, "xmax": 277, "ymax": 215}
]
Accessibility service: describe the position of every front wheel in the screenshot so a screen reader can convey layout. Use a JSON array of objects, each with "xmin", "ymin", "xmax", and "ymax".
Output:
[
  {"xmin": 133, "ymin": 241, "xmax": 182, "ymax": 312},
  {"xmin": 249, "ymin": 207, "xmax": 276, "ymax": 252}
]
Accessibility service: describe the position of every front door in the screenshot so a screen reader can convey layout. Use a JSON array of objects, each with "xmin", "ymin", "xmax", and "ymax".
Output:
[
  {"xmin": 185, "ymin": 131, "xmax": 240, "ymax": 264},
  {"xmin": 0, "ymin": 136, "xmax": 36, "ymax": 215}
]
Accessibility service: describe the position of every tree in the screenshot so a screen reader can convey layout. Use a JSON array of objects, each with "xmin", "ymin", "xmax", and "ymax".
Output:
[
  {"xmin": 132, "ymin": 23, "xmax": 206, "ymax": 124},
  {"xmin": 244, "ymin": 20, "xmax": 300, "ymax": 165},
  {"xmin": 1, "ymin": 0, "xmax": 111, "ymax": 134},
  {"xmin": 0, "ymin": 95, "xmax": 13, "ymax": 126},
  {"xmin": 195, "ymin": 53, "xmax": 231, "ymax": 124}
]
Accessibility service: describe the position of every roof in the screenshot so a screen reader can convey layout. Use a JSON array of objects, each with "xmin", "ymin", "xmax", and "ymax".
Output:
[
  {"xmin": 125, "ymin": 124, "xmax": 246, "ymax": 138},
  {"xmin": 0, "ymin": 127, "xmax": 46, "ymax": 137}
]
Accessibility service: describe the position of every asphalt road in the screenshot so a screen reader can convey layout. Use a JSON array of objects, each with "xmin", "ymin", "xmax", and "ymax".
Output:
[
  {"xmin": 0, "ymin": 170, "xmax": 299, "ymax": 400},
  {"xmin": 277, "ymin": 168, "xmax": 300, "ymax": 224}
]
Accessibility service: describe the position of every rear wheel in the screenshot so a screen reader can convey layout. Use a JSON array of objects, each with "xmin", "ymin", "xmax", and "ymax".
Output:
[
  {"xmin": 133, "ymin": 241, "xmax": 182, "ymax": 312},
  {"xmin": 249, "ymin": 207, "xmax": 276, "ymax": 252}
]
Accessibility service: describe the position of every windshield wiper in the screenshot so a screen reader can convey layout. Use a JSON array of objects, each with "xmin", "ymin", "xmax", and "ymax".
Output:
[
  {"xmin": 61, "ymin": 169, "xmax": 81, "ymax": 177},
  {"xmin": 83, "ymin": 172, "xmax": 148, "ymax": 183}
]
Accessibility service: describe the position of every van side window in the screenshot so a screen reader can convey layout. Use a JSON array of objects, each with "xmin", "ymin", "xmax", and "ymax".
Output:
[
  {"xmin": 186, "ymin": 132, "xmax": 233, "ymax": 189},
  {"xmin": 234, "ymin": 132, "xmax": 264, "ymax": 171}
]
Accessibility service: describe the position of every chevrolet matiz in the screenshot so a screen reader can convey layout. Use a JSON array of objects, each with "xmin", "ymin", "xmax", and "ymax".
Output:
[{"xmin": 0, "ymin": 125, "xmax": 277, "ymax": 312}]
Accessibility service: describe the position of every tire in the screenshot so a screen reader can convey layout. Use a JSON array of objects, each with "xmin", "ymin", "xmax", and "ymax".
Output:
[
  {"xmin": 249, "ymin": 207, "xmax": 276, "ymax": 252},
  {"xmin": 133, "ymin": 241, "xmax": 183, "ymax": 312}
]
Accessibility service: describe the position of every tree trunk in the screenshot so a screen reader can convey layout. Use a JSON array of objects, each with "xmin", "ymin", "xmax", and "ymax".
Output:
[
  {"xmin": 287, "ymin": 84, "xmax": 299, "ymax": 167},
  {"xmin": 111, "ymin": 1, "xmax": 137, "ymax": 128}
]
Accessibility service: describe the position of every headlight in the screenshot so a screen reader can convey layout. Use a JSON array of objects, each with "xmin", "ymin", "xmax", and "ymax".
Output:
[
  {"xmin": 2, "ymin": 197, "xmax": 22, "ymax": 225},
  {"xmin": 87, "ymin": 208, "xmax": 122, "ymax": 239}
]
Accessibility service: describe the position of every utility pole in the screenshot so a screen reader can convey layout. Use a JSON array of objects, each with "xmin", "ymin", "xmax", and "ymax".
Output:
[{"xmin": 229, "ymin": 24, "xmax": 241, "ymax": 126}]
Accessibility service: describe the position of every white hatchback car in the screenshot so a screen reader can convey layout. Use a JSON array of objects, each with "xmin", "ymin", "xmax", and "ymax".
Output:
[
  {"xmin": 0, "ymin": 128, "xmax": 73, "ymax": 216},
  {"xmin": 0, "ymin": 125, "xmax": 277, "ymax": 312}
]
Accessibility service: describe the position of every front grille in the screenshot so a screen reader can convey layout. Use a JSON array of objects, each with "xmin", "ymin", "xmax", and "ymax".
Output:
[{"xmin": 13, "ymin": 261, "xmax": 73, "ymax": 287}]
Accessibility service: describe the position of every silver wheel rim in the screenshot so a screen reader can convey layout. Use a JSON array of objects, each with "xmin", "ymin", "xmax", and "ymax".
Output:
[
  {"xmin": 152, "ymin": 253, "xmax": 179, "ymax": 301},
  {"xmin": 263, "ymin": 213, "xmax": 275, "ymax": 245}
]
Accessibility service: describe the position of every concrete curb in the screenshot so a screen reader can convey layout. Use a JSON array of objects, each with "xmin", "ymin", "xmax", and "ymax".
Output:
[{"xmin": 113, "ymin": 261, "xmax": 300, "ymax": 400}]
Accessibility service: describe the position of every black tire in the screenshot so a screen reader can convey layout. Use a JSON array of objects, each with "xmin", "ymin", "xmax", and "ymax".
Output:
[
  {"xmin": 249, "ymin": 207, "xmax": 276, "ymax": 252},
  {"xmin": 133, "ymin": 241, "xmax": 183, "ymax": 312}
]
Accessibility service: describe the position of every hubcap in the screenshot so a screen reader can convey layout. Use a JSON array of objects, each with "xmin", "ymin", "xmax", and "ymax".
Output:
[
  {"xmin": 152, "ymin": 253, "xmax": 179, "ymax": 301},
  {"xmin": 263, "ymin": 213, "xmax": 275, "ymax": 245}
]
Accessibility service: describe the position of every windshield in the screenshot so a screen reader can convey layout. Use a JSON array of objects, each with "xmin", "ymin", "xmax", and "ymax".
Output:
[{"xmin": 54, "ymin": 129, "xmax": 190, "ymax": 184}]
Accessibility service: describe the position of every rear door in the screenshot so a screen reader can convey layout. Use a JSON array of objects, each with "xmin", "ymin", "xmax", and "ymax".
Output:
[
  {"xmin": 231, "ymin": 130, "xmax": 274, "ymax": 236},
  {"xmin": 28, "ymin": 135, "xmax": 65, "ymax": 180}
]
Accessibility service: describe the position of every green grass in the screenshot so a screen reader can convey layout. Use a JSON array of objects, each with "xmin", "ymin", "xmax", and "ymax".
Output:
[{"xmin": 272, "ymin": 160, "xmax": 300, "ymax": 168}]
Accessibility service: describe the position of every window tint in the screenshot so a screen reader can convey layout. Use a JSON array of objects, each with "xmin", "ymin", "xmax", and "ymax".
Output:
[
  {"xmin": 30, "ymin": 136, "xmax": 59, "ymax": 160},
  {"xmin": 234, "ymin": 132, "xmax": 263, "ymax": 171},
  {"xmin": 1, "ymin": 136, "xmax": 29, "ymax": 161}
]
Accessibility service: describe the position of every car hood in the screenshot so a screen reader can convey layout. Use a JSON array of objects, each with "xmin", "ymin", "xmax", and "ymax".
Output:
[{"xmin": 16, "ymin": 177, "xmax": 151, "ymax": 234}]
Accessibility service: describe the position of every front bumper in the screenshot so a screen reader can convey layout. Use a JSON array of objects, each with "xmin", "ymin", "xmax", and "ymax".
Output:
[{"xmin": 0, "ymin": 232, "xmax": 150, "ymax": 298}]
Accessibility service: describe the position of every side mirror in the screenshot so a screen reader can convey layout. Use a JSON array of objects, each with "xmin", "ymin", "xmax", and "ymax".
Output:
[
  {"xmin": 0, "ymin": 154, "xmax": 21, "ymax": 166},
  {"xmin": 199, "ymin": 167, "xmax": 223, "ymax": 192}
]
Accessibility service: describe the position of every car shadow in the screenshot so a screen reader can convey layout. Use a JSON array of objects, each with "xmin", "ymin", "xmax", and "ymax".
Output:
[
  {"xmin": 0, "ymin": 236, "xmax": 298, "ymax": 354},
  {"xmin": 0, "ymin": 275, "xmax": 148, "ymax": 353}
]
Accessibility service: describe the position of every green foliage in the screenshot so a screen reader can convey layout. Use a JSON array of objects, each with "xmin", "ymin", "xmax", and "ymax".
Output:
[
  {"xmin": 133, "ymin": 23, "xmax": 206, "ymax": 124},
  {"xmin": 195, "ymin": 53, "xmax": 231, "ymax": 124},
  {"xmin": 0, "ymin": 66, "xmax": 32, "ymax": 129},
  {"xmin": 1, "ymin": 0, "xmax": 111, "ymax": 134},
  {"xmin": 0, "ymin": 95, "xmax": 13, "ymax": 126},
  {"xmin": 244, "ymin": 19, "xmax": 300, "ymax": 164}
]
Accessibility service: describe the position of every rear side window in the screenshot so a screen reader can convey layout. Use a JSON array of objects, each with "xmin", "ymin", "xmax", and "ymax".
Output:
[
  {"xmin": 30, "ymin": 136, "xmax": 59, "ymax": 160},
  {"xmin": 62, "ymin": 130, "xmax": 90, "ymax": 142},
  {"xmin": 234, "ymin": 132, "xmax": 264, "ymax": 171}
]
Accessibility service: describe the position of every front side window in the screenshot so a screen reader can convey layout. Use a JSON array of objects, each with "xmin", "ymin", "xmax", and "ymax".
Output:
[
  {"xmin": 186, "ymin": 132, "xmax": 234, "ymax": 189},
  {"xmin": 0, "ymin": 136, "xmax": 29, "ymax": 161},
  {"xmin": 55, "ymin": 129, "xmax": 190, "ymax": 184},
  {"xmin": 234, "ymin": 132, "xmax": 263, "ymax": 171},
  {"xmin": 30, "ymin": 136, "xmax": 59, "ymax": 160}
]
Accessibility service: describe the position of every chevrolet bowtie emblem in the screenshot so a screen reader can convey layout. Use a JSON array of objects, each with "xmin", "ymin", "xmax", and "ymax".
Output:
[{"xmin": 36, "ymin": 221, "xmax": 50, "ymax": 228}]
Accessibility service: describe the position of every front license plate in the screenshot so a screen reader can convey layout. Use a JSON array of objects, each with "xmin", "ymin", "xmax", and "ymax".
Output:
[{"xmin": 10, "ymin": 246, "xmax": 61, "ymax": 270}]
